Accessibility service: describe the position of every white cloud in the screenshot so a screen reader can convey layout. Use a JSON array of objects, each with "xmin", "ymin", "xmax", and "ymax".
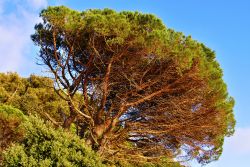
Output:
[
  {"xmin": 26, "ymin": 0, "xmax": 48, "ymax": 10},
  {"xmin": 0, "ymin": 0, "xmax": 47, "ymax": 76},
  {"xmin": 224, "ymin": 127, "xmax": 250, "ymax": 154},
  {"xmin": 192, "ymin": 127, "xmax": 250, "ymax": 167},
  {"xmin": 0, "ymin": 23, "xmax": 27, "ymax": 72},
  {"xmin": 204, "ymin": 127, "xmax": 250, "ymax": 167}
]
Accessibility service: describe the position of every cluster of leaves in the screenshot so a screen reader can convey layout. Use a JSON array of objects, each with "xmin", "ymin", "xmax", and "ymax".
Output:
[
  {"xmin": 0, "ymin": 72, "xmax": 69, "ymax": 123},
  {"xmin": 0, "ymin": 105, "xmax": 26, "ymax": 161},
  {"xmin": 0, "ymin": 105, "xmax": 105, "ymax": 167}
]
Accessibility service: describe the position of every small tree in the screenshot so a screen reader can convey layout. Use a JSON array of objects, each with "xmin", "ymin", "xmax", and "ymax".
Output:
[{"xmin": 31, "ymin": 6, "xmax": 235, "ymax": 164}]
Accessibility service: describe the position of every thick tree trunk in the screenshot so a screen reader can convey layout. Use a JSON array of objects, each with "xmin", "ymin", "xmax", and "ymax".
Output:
[
  {"xmin": 63, "ymin": 112, "xmax": 77, "ymax": 128},
  {"xmin": 63, "ymin": 103, "xmax": 77, "ymax": 129},
  {"xmin": 90, "ymin": 118, "xmax": 119, "ymax": 151}
]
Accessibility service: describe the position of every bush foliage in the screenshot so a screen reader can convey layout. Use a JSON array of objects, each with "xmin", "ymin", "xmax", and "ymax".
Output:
[
  {"xmin": 0, "ymin": 73, "xmax": 69, "ymax": 123},
  {"xmin": 1, "ymin": 111, "xmax": 105, "ymax": 167},
  {"xmin": 0, "ymin": 105, "xmax": 26, "ymax": 162}
]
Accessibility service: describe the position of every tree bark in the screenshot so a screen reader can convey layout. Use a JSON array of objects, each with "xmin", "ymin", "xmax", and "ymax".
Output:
[{"xmin": 63, "ymin": 103, "xmax": 77, "ymax": 129}]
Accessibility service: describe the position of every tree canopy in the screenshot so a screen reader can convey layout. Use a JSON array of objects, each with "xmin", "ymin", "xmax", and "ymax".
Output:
[{"xmin": 31, "ymin": 6, "xmax": 235, "ymax": 165}]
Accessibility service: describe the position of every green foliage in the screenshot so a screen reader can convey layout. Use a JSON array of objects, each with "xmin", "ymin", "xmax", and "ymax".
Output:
[
  {"xmin": 2, "ymin": 115, "xmax": 105, "ymax": 167},
  {"xmin": 0, "ymin": 105, "xmax": 26, "ymax": 162},
  {"xmin": 0, "ymin": 73, "xmax": 69, "ymax": 122},
  {"xmin": 0, "ymin": 104, "xmax": 25, "ymax": 118}
]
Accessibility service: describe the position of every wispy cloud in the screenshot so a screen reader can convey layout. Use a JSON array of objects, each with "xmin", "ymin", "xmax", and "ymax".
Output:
[
  {"xmin": 225, "ymin": 127, "xmax": 250, "ymax": 154},
  {"xmin": 194, "ymin": 127, "xmax": 250, "ymax": 167},
  {"xmin": 27, "ymin": 0, "xmax": 48, "ymax": 10},
  {"xmin": 0, "ymin": 0, "xmax": 47, "ymax": 76}
]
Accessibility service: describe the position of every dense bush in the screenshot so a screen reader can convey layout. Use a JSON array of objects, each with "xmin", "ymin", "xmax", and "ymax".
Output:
[
  {"xmin": 0, "ymin": 105, "xmax": 26, "ymax": 162},
  {"xmin": 1, "ymin": 114, "xmax": 105, "ymax": 167},
  {"xmin": 0, "ymin": 73, "xmax": 69, "ymax": 123}
]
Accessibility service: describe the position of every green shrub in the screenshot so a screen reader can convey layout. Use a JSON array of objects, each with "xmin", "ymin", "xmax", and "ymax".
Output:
[
  {"xmin": 0, "ymin": 73, "xmax": 69, "ymax": 123},
  {"xmin": 2, "ymin": 115, "xmax": 105, "ymax": 167},
  {"xmin": 0, "ymin": 105, "xmax": 26, "ymax": 162}
]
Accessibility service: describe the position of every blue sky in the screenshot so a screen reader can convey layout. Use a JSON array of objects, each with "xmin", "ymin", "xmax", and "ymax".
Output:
[{"xmin": 0, "ymin": 0, "xmax": 249, "ymax": 166}]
